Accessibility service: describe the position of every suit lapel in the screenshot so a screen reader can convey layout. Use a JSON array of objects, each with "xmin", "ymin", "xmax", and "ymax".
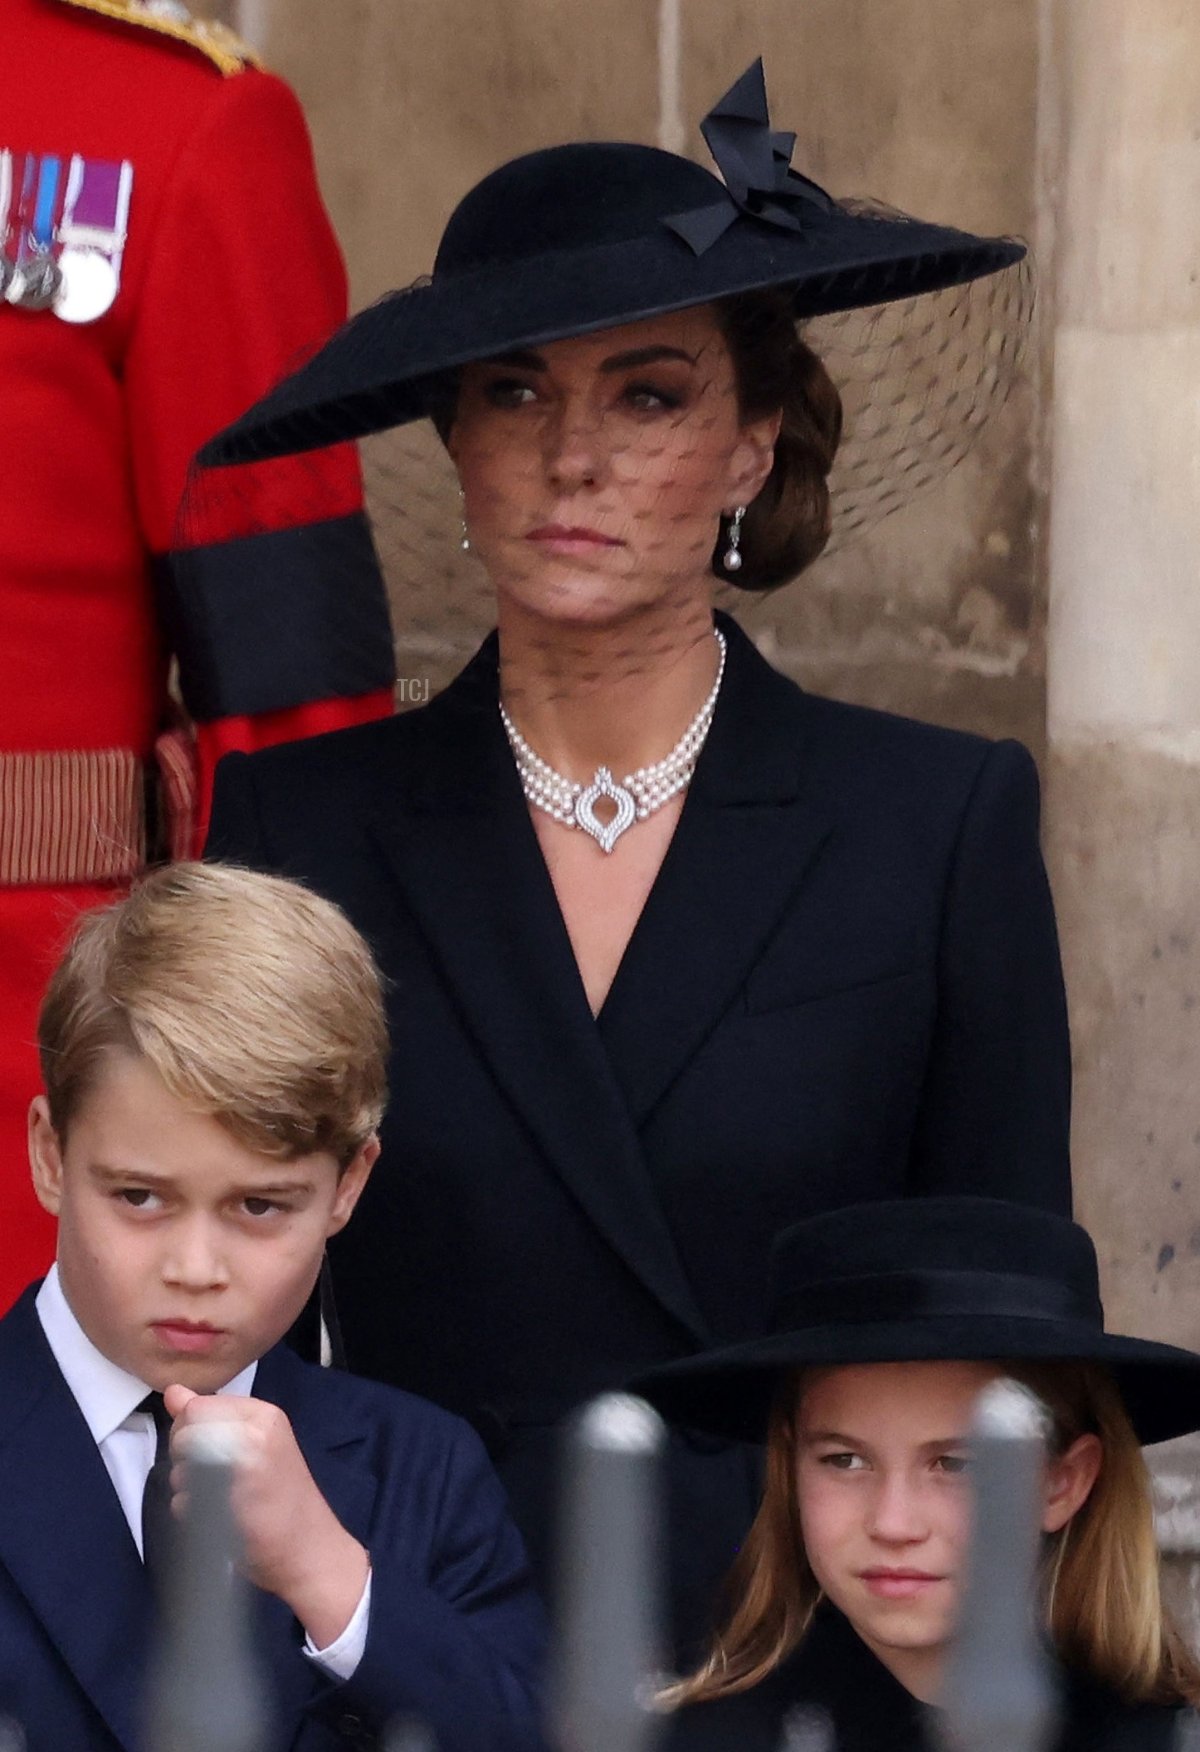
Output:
[
  {"xmin": 367, "ymin": 646, "xmax": 710, "ymax": 1343},
  {"xmin": 253, "ymin": 1345, "xmax": 378, "ymax": 1539},
  {"xmin": 249, "ymin": 1346, "xmax": 380, "ymax": 1737},
  {"xmin": 598, "ymin": 617, "xmax": 834, "ymax": 1126},
  {"xmin": 0, "ymin": 1292, "xmax": 152, "ymax": 1752}
]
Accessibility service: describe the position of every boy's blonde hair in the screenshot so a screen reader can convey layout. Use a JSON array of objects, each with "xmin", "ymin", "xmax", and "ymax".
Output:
[
  {"xmin": 666, "ymin": 1359, "xmax": 1200, "ymax": 1711},
  {"xmin": 38, "ymin": 862, "xmax": 388, "ymax": 1168}
]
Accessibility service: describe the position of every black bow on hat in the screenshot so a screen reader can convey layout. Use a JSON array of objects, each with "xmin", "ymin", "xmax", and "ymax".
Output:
[{"xmin": 666, "ymin": 58, "xmax": 835, "ymax": 255}]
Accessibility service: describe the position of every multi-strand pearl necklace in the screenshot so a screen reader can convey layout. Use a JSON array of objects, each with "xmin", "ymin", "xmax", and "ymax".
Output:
[{"xmin": 499, "ymin": 631, "xmax": 727, "ymax": 855}]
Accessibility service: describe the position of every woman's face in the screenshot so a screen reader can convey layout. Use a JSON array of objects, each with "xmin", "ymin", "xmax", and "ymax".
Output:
[
  {"xmin": 792, "ymin": 1361, "xmax": 1098, "ymax": 1702},
  {"xmin": 447, "ymin": 305, "xmax": 778, "ymax": 628}
]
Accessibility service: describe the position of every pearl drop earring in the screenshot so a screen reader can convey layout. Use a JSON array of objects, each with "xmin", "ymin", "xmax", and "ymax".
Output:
[{"xmin": 723, "ymin": 506, "xmax": 746, "ymax": 572}]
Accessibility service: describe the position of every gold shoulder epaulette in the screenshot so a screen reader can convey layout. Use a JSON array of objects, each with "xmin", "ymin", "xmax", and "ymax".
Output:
[{"xmin": 55, "ymin": 0, "xmax": 263, "ymax": 76}]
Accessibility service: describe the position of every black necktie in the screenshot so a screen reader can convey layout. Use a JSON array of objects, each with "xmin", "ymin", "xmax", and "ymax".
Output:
[{"xmin": 138, "ymin": 1391, "xmax": 174, "ymax": 1587}]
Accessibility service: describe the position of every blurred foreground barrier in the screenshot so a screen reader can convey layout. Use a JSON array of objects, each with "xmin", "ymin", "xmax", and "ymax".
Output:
[
  {"xmin": 1151, "ymin": 1437, "xmax": 1200, "ymax": 1657},
  {"xmin": 382, "ymin": 1717, "xmax": 438, "ymax": 1751},
  {"xmin": 145, "ymin": 1424, "xmax": 268, "ymax": 1752},
  {"xmin": 551, "ymin": 1393, "xmax": 667, "ymax": 1752},
  {"xmin": 778, "ymin": 1705, "xmax": 836, "ymax": 1752},
  {"xmin": 0, "ymin": 1376, "xmax": 1118, "ymax": 1749},
  {"xmin": 937, "ymin": 1379, "xmax": 1058, "ymax": 1752}
]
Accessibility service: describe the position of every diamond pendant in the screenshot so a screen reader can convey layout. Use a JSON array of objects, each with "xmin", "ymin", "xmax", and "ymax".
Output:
[{"xmin": 574, "ymin": 767, "xmax": 636, "ymax": 855}]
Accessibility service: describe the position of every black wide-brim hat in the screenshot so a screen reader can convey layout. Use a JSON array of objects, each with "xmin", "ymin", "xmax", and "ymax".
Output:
[
  {"xmin": 200, "ymin": 59, "xmax": 1025, "ymax": 468},
  {"xmin": 632, "ymin": 1197, "xmax": 1200, "ymax": 1448}
]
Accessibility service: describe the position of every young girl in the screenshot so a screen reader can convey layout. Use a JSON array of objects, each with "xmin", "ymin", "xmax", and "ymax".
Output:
[{"xmin": 636, "ymin": 1196, "xmax": 1200, "ymax": 1751}]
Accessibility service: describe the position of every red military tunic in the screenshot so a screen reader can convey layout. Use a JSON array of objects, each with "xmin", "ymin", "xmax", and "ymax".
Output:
[{"xmin": 0, "ymin": 0, "xmax": 396, "ymax": 1307}]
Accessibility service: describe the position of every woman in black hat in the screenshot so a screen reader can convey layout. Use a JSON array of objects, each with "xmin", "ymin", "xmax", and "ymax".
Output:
[
  {"xmin": 199, "ymin": 63, "xmax": 1071, "ymax": 1644},
  {"xmin": 640, "ymin": 1197, "xmax": 1200, "ymax": 1749}
]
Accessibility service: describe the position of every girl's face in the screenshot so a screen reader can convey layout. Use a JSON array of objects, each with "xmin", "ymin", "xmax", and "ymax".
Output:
[
  {"xmin": 448, "ymin": 305, "xmax": 779, "ymax": 630},
  {"xmin": 793, "ymin": 1361, "xmax": 1100, "ymax": 1703}
]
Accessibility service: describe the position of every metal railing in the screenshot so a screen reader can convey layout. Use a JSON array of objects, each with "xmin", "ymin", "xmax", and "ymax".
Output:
[{"xmin": 2, "ymin": 1380, "xmax": 1186, "ymax": 1751}]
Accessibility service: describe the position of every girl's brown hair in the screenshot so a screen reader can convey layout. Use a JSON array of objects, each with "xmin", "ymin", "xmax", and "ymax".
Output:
[
  {"xmin": 665, "ymin": 1360, "xmax": 1200, "ymax": 1710},
  {"xmin": 713, "ymin": 289, "xmax": 843, "ymax": 591}
]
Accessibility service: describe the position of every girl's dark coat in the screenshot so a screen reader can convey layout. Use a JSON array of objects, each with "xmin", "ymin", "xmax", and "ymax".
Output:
[{"xmin": 665, "ymin": 1607, "xmax": 1189, "ymax": 1752}]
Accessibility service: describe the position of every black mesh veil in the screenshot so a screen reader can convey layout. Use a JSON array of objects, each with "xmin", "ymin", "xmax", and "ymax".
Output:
[{"xmin": 177, "ymin": 244, "xmax": 1031, "ymax": 707}]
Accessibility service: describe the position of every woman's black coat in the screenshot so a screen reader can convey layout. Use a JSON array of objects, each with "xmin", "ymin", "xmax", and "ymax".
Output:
[
  {"xmin": 665, "ymin": 1607, "xmax": 1189, "ymax": 1752},
  {"xmin": 206, "ymin": 614, "xmax": 1071, "ymax": 1639}
]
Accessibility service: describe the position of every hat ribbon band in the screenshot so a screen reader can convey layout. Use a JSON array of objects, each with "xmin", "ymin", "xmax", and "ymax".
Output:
[{"xmin": 773, "ymin": 1268, "xmax": 1104, "ymax": 1332}]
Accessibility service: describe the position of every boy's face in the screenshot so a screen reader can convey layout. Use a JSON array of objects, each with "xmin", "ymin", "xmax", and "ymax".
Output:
[{"xmin": 28, "ymin": 1051, "xmax": 376, "ymax": 1393}]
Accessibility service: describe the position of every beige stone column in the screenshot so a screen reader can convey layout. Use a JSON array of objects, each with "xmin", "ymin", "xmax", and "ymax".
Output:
[
  {"xmin": 1043, "ymin": 0, "xmax": 1200, "ymax": 1343},
  {"xmin": 1042, "ymin": 0, "xmax": 1200, "ymax": 1583}
]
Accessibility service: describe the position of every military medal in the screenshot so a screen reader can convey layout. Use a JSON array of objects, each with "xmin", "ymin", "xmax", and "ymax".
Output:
[
  {"xmin": 8, "ymin": 153, "xmax": 66, "ymax": 309},
  {"xmin": 4, "ymin": 152, "xmax": 64, "ymax": 309},
  {"xmin": 15, "ymin": 155, "xmax": 62, "ymax": 310},
  {"xmin": 14, "ymin": 253, "xmax": 61, "ymax": 310},
  {"xmin": 54, "ymin": 155, "xmax": 132, "ymax": 325},
  {"xmin": 2, "ymin": 150, "xmax": 33, "ymax": 306},
  {"xmin": 0, "ymin": 150, "xmax": 15, "ymax": 300}
]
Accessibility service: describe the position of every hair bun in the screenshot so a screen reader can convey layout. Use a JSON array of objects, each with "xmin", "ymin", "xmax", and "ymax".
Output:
[{"xmin": 714, "ymin": 292, "xmax": 844, "ymax": 591}]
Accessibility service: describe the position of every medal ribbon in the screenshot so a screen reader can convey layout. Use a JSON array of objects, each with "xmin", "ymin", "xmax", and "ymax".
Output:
[
  {"xmin": 32, "ymin": 154, "xmax": 61, "ymax": 251},
  {"xmin": 5, "ymin": 152, "xmax": 66, "ymax": 267},
  {"xmin": 11, "ymin": 151, "xmax": 34, "ymax": 266},
  {"xmin": 60, "ymin": 154, "xmax": 132, "ymax": 260},
  {"xmin": 0, "ymin": 151, "xmax": 13, "ymax": 264}
]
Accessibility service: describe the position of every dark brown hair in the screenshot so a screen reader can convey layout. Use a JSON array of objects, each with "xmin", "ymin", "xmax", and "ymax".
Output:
[{"xmin": 713, "ymin": 289, "xmax": 844, "ymax": 591}]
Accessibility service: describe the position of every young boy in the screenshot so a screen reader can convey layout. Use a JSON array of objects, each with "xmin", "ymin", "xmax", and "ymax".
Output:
[{"xmin": 0, "ymin": 863, "xmax": 546, "ymax": 1751}]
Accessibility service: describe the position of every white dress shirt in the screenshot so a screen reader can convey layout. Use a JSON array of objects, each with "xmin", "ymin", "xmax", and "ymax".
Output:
[{"xmin": 35, "ymin": 1266, "xmax": 369, "ymax": 1679}]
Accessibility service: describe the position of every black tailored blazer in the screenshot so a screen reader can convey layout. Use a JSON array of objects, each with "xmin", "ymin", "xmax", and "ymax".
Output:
[
  {"xmin": 207, "ymin": 614, "xmax": 1071, "ymax": 1642},
  {"xmin": 664, "ymin": 1606, "xmax": 1189, "ymax": 1752}
]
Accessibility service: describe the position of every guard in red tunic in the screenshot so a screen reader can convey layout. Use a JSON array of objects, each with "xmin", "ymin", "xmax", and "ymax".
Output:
[{"xmin": 0, "ymin": 0, "xmax": 397, "ymax": 1307}]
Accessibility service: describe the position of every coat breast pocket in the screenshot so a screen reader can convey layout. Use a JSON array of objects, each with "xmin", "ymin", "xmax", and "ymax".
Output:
[{"xmin": 742, "ymin": 959, "xmax": 920, "ymax": 1017}]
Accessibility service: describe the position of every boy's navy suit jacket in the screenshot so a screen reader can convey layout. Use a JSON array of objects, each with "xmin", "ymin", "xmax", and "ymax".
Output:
[{"xmin": 0, "ymin": 1287, "xmax": 547, "ymax": 1752}]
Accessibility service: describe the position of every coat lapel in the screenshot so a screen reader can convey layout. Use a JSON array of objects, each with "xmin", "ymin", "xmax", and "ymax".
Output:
[
  {"xmin": 366, "ymin": 621, "xmax": 835, "ymax": 1344},
  {"xmin": 367, "ymin": 644, "xmax": 710, "ymax": 1344},
  {"xmin": 598, "ymin": 617, "xmax": 834, "ymax": 1126},
  {"xmin": 249, "ymin": 1346, "xmax": 381, "ymax": 1739},
  {"xmin": 253, "ymin": 1344, "xmax": 378, "ymax": 1540},
  {"xmin": 0, "ymin": 1291, "xmax": 152, "ymax": 1752}
]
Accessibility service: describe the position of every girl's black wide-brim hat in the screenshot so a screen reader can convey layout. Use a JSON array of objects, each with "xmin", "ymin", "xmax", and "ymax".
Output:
[
  {"xmin": 201, "ymin": 59, "xmax": 1025, "ymax": 468},
  {"xmin": 631, "ymin": 1197, "xmax": 1200, "ymax": 1448}
]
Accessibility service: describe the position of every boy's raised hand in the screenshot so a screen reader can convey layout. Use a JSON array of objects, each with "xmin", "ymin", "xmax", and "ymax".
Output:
[{"xmin": 163, "ymin": 1385, "xmax": 370, "ymax": 1651}]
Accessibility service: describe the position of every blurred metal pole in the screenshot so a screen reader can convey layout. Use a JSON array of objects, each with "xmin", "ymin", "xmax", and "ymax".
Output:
[
  {"xmin": 382, "ymin": 1716, "xmax": 438, "ymax": 1752},
  {"xmin": 552, "ymin": 1393, "xmax": 667, "ymax": 1752},
  {"xmin": 144, "ymin": 1424, "xmax": 269, "ymax": 1752},
  {"xmin": 778, "ymin": 1703, "xmax": 836, "ymax": 1752},
  {"xmin": 937, "ymin": 1379, "xmax": 1059, "ymax": 1752}
]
